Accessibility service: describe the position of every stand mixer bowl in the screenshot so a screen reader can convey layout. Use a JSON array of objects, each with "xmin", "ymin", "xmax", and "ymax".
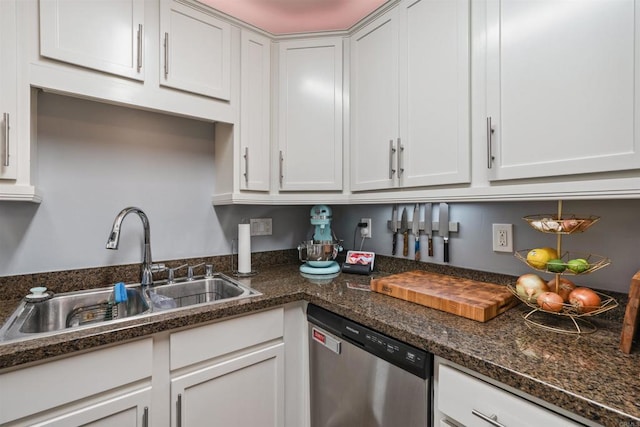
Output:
[{"xmin": 298, "ymin": 241, "xmax": 341, "ymax": 267}]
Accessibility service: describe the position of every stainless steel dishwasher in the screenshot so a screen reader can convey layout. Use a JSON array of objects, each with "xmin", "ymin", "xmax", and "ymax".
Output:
[{"xmin": 308, "ymin": 304, "xmax": 432, "ymax": 427}]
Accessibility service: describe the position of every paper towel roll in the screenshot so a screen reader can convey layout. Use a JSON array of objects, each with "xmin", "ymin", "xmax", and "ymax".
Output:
[{"xmin": 238, "ymin": 224, "xmax": 251, "ymax": 273}]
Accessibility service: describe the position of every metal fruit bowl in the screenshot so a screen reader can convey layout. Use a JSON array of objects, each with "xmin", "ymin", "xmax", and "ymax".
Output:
[{"xmin": 298, "ymin": 241, "xmax": 342, "ymax": 267}]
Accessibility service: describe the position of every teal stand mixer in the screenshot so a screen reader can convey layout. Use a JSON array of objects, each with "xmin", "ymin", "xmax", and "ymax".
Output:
[{"xmin": 298, "ymin": 205, "xmax": 343, "ymax": 275}]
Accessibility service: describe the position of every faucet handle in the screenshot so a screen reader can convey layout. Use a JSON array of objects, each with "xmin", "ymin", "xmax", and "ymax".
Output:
[
  {"xmin": 187, "ymin": 262, "xmax": 205, "ymax": 281},
  {"xmin": 168, "ymin": 264, "xmax": 188, "ymax": 284}
]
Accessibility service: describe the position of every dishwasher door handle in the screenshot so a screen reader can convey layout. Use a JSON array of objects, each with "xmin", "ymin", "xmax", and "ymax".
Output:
[{"xmin": 311, "ymin": 326, "xmax": 341, "ymax": 354}]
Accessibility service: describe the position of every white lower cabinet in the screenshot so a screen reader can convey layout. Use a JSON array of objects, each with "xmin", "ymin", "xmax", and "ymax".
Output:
[
  {"xmin": 434, "ymin": 358, "xmax": 587, "ymax": 427},
  {"xmin": 0, "ymin": 338, "xmax": 153, "ymax": 426},
  {"xmin": 171, "ymin": 343, "xmax": 284, "ymax": 426}
]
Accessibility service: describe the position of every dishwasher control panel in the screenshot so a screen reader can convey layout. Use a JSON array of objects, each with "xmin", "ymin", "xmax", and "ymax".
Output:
[{"xmin": 307, "ymin": 304, "xmax": 430, "ymax": 379}]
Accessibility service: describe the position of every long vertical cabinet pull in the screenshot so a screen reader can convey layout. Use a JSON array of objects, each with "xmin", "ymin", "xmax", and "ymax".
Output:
[
  {"xmin": 176, "ymin": 393, "xmax": 182, "ymax": 427},
  {"xmin": 486, "ymin": 117, "xmax": 495, "ymax": 168},
  {"xmin": 243, "ymin": 147, "xmax": 249, "ymax": 184},
  {"xmin": 136, "ymin": 24, "xmax": 143, "ymax": 72},
  {"xmin": 388, "ymin": 139, "xmax": 396, "ymax": 179},
  {"xmin": 397, "ymin": 137, "xmax": 404, "ymax": 178},
  {"xmin": 3, "ymin": 113, "xmax": 9, "ymax": 167},
  {"xmin": 164, "ymin": 32, "xmax": 169, "ymax": 78},
  {"xmin": 142, "ymin": 406, "xmax": 149, "ymax": 427},
  {"xmin": 279, "ymin": 151, "xmax": 284, "ymax": 187}
]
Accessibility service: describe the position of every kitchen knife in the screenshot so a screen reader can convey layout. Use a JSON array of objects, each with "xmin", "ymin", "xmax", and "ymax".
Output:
[
  {"xmin": 439, "ymin": 203, "xmax": 449, "ymax": 263},
  {"xmin": 391, "ymin": 205, "xmax": 398, "ymax": 256},
  {"xmin": 401, "ymin": 208, "xmax": 409, "ymax": 257},
  {"xmin": 424, "ymin": 203, "xmax": 433, "ymax": 257},
  {"xmin": 413, "ymin": 203, "xmax": 420, "ymax": 261}
]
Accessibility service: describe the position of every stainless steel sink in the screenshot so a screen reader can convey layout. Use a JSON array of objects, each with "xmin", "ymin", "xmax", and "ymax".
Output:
[
  {"xmin": 0, "ymin": 286, "xmax": 150, "ymax": 341},
  {"xmin": 149, "ymin": 274, "xmax": 260, "ymax": 309},
  {"xmin": 0, "ymin": 274, "xmax": 260, "ymax": 342}
]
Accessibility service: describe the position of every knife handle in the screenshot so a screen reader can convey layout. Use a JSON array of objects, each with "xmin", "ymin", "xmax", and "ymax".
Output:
[
  {"xmin": 403, "ymin": 231, "xmax": 409, "ymax": 257},
  {"xmin": 428, "ymin": 237, "xmax": 434, "ymax": 257},
  {"xmin": 415, "ymin": 236, "xmax": 420, "ymax": 261},
  {"xmin": 443, "ymin": 239, "xmax": 449, "ymax": 263},
  {"xmin": 392, "ymin": 232, "xmax": 397, "ymax": 256}
]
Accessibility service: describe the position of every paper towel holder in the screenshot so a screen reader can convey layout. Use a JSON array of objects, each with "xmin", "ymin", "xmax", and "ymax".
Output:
[{"xmin": 230, "ymin": 238, "xmax": 257, "ymax": 277}]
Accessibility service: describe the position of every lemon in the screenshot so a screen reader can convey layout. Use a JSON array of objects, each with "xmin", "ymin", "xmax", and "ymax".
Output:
[
  {"xmin": 546, "ymin": 258, "xmax": 566, "ymax": 273},
  {"xmin": 526, "ymin": 247, "xmax": 558, "ymax": 269}
]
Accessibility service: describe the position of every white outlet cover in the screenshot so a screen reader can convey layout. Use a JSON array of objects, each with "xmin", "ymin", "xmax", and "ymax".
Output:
[{"xmin": 492, "ymin": 223, "xmax": 513, "ymax": 253}]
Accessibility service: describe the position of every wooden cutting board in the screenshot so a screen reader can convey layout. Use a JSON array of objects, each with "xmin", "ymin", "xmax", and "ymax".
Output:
[
  {"xmin": 370, "ymin": 270, "xmax": 517, "ymax": 322},
  {"xmin": 620, "ymin": 270, "xmax": 640, "ymax": 353}
]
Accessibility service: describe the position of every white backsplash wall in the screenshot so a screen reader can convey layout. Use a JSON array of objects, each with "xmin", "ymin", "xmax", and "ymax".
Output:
[
  {"xmin": 332, "ymin": 201, "xmax": 640, "ymax": 293},
  {"xmin": 0, "ymin": 93, "xmax": 310, "ymax": 276}
]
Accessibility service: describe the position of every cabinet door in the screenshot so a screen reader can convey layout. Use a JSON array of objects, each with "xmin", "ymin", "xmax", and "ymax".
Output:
[
  {"xmin": 399, "ymin": 0, "xmax": 470, "ymax": 188},
  {"xmin": 278, "ymin": 38, "xmax": 343, "ymax": 191},
  {"xmin": 240, "ymin": 29, "xmax": 271, "ymax": 191},
  {"xmin": 486, "ymin": 0, "xmax": 640, "ymax": 181},
  {"xmin": 171, "ymin": 343, "xmax": 285, "ymax": 427},
  {"xmin": 350, "ymin": 8, "xmax": 399, "ymax": 191},
  {"xmin": 29, "ymin": 387, "xmax": 151, "ymax": 427},
  {"xmin": 0, "ymin": 0, "xmax": 17, "ymax": 180},
  {"xmin": 160, "ymin": 0, "xmax": 231, "ymax": 100},
  {"xmin": 39, "ymin": 0, "xmax": 145, "ymax": 81}
]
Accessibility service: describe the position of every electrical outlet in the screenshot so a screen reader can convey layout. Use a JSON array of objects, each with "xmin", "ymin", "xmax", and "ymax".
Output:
[
  {"xmin": 492, "ymin": 223, "xmax": 513, "ymax": 252},
  {"xmin": 250, "ymin": 218, "xmax": 272, "ymax": 236},
  {"xmin": 360, "ymin": 218, "xmax": 372, "ymax": 238}
]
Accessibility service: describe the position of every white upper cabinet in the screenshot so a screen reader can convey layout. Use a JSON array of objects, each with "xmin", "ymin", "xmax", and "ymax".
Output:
[
  {"xmin": 486, "ymin": 0, "xmax": 640, "ymax": 181},
  {"xmin": 240, "ymin": 29, "xmax": 271, "ymax": 192},
  {"xmin": 40, "ymin": 0, "xmax": 145, "ymax": 81},
  {"xmin": 350, "ymin": 8, "xmax": 399, "ymax": 192},
  {"xmin": 160, "ymin": 0, "xmax": 231, "ymax": 100},
  {"xmin": 0, "ymin": 0, "xmax": 17, "ymax": 180},
  {"xmin": 277, "ymin": 38, "xmax": 343, "ymax": 191},
  {"xmin": 399, "ymin": 0, "xmax": 470, "ymax": 188},
  {"xmin": 350, "ymin": 0, "xmax": 470, "ymax": 192}
]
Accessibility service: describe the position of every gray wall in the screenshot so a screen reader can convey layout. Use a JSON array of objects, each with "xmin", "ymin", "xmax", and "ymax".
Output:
[
  {"xmin": 0, "ymin": 93, "xmax": 310, "ymax": 276},
  {"xmin": 1, "ymin": 93, "xmax": 638, "ymax": 294},
  {"xmin": 332, "ymin": 201, "xmax": 640, "ymax": 293}
]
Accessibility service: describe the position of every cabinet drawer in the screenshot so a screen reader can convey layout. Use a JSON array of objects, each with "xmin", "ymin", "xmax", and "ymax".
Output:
[
  {"xmin": 0, "ymin": 338, "xmax": 152, "ymax": 424},
  {"xmin": 438, "ymin": 364, "xmax": 580, "ymax": 427},
  {"xmin": 170, "ymin": 308, "xmax": 284, "ymax": 370}
]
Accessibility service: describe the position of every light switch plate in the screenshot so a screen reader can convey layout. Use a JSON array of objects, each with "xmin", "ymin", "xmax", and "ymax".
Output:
[{"xmin": 250, "ymin": 218, "xmax": 272, "ymax": 236}]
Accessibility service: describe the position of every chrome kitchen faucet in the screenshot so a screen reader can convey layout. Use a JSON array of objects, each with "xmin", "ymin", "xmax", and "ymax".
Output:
[{"xmin": 105, "ymin": 207, "xmax": 164, "ymax": 286}]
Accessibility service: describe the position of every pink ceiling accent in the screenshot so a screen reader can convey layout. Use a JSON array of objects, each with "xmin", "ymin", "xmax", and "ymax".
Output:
[{"xmin": 199, "ymin": 0, "xmax": 389, "ymax": 35}]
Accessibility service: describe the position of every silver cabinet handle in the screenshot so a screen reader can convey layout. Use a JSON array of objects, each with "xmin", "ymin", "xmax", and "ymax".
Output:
[
  {"xmin": 388, "ymin": 139, "xmax": 396, "ymax": 179},
  {"xmin": 3, "ymin": 113, "xmax": 9, "ymax": 167},
  {"xmin": 176, "ymin": 393, "xmax": 182, "ymax": 427},
  {"xmin": 164, "ymin": 32, "xmax": 169, "ymax": 78},
  {"xmin": 398, "ymin": 137, "xmax": 404, "ymax": 178},
  {"xmin": 472, "ymin": 409, "xmax": 506, "ymax": 427},
  {"xmin": 142, "ymin": 406, "xmax": 149, "ymax": 427},
  {"xmin": 136, "ymin": 24, "xmax": 143, "ymax": 72},
  {"xmin": 279, "ymin": 150, "xmax": 284, "ymax": 187},
  {"xmin": 243, "ymin": 147, "xmax": 249, "ymax": 183},
  {"xmin": 486, "ymin": 117, "xmax": 495, "ymax": 169}
]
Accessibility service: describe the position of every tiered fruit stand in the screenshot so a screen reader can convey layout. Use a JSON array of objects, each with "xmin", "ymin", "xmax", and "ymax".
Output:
[{"xmin": 508, "ymin": 201, "xmax": 617, "ymax": 334}]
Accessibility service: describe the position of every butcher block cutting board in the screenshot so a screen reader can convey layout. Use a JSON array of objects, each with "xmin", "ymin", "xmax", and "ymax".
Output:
[{"xmin": 370, "ymin": 270, "xmax": 517, "ymax": 322}]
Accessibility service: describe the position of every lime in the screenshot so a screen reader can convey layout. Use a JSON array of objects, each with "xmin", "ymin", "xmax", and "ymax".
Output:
[
  {"xmin": 526, "ymin": 247, "xmax": 558, "ymax": 269},
  {"xmin": 567, "ymin": 258, "xmax": 589, "ymax": 274},
  {"xmin": 546, "ymin": 259, "xmax": 566, "ymax": 273}
]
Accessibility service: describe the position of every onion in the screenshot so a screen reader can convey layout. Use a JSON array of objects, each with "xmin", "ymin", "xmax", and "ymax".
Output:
[
  {"xmin": 561, "ymin": 219, "xmax": 579, "ymax": 233},
  {"xmin": 547, "ymin": 277, "xmax": 577, "ymax": 302},
  {"xmin": 516, "ymin": 274, "xmax": 549, "ymax": 302},
  {"xmin": 569, "ymin": 287, "xmax": 601, "ymax": 313},
  {"xmin": 537, "ymin": 292, "xmax": 564, "ymax": 312}
]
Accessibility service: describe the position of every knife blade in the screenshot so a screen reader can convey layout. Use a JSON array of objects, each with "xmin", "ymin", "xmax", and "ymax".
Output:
[
  {"xmin": 439, "ymin": 202, "xmax": 450, "ymax": 263},
  {"xmin": 391, "ymin": 205, "xmax": 398, "ymax": 256},
  {"xmin": 413, "ymin": 203, "xmax": 420, "ymax": 261},
  {"xmin": 401, "ymin": 207, "xmax": 409, "ymax": 257},
  {"xmin": 424, "ymin": 203, "xmax": 433, "ymax": 257}
]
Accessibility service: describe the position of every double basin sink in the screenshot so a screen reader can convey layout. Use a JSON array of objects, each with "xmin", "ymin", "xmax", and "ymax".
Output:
[{"xmin": 0, "ymin": 274, "xmax": 260, "ymax": 342}]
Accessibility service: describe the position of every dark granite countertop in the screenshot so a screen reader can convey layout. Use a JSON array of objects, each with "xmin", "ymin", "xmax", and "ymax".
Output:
[{"xmin": 1, "ymin": 262, "xmax": 639, "ymax": 426}]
